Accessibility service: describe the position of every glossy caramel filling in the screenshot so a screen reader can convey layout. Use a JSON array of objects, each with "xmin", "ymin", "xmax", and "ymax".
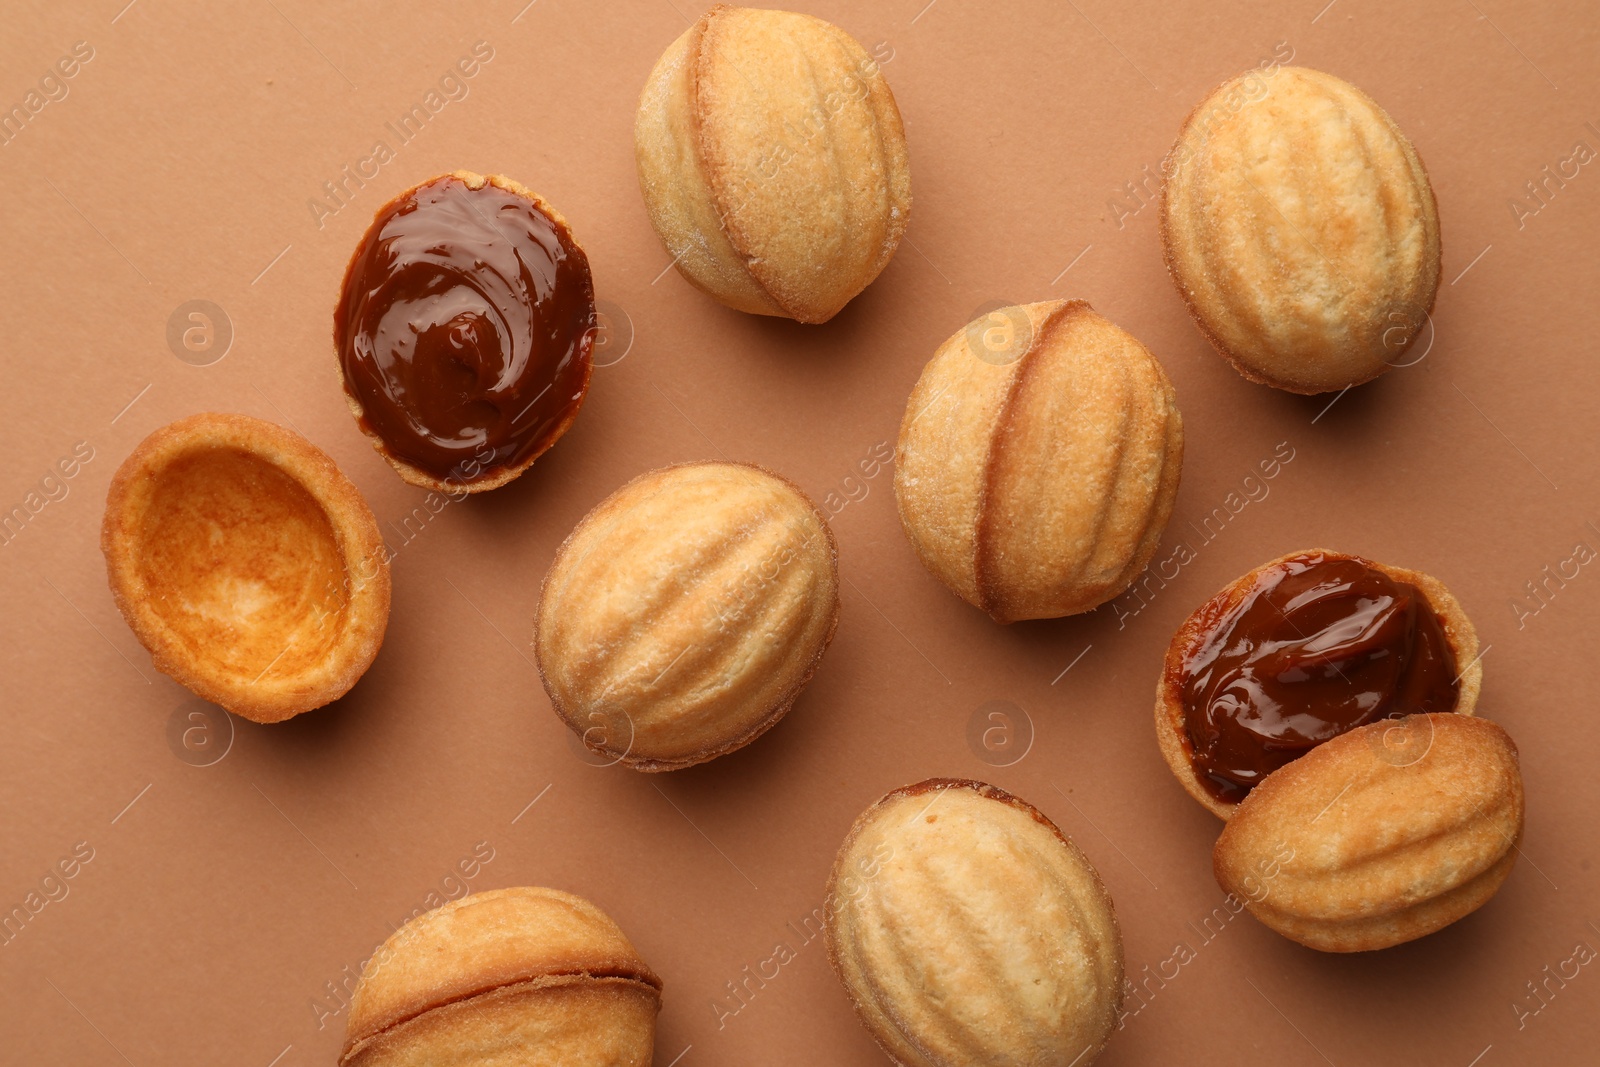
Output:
[
  {"xmin": 1180, "ymin": 552, "xmax": 1459, "ymax": 803},
  {"xmin": 335, "ymin": 175, "xmax": 594, "ymax": 484}
]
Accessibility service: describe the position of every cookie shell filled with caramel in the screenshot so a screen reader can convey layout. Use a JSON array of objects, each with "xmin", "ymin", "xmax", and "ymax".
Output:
[
  {"xmin": 894, "ymin": 300, "xmax": 1183, "ymax": 623},
  {"xmin": 1155, "ymin": 549, "xmax": 1481, "ymax": 820},
  {"xmin": 535, "ymin": 461, "xmax": 839, "ymax": 771},
  {"xmin": 824, "ymin": 779, "xmax": 1124, "ymax": 1067},
  {"xmin": 635, "ymin": 5, "xmax": 911, "ymax": 323},
  {"xmin": 101, "ymin": 413, "xmax": 390, "ymax": 723},
  {"xmin": 340, "ymin": 887, "xmax": 661, "ymax": 1066},
  {"xmin": 1161, "ymin": 66, "xmax": 1441, "ymax": 394},
  {"xmin": 335, "ymin": 171, "xmax": 595, "ymax": 493}
]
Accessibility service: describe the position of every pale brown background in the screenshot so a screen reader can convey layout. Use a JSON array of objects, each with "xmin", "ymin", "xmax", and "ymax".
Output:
[{"xmin": 3, "ymin": 0, "xmax": 1597, "ymax": 1063}]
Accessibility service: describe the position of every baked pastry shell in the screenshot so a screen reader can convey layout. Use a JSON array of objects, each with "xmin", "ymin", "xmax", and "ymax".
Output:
[
  {"xmin": 824, "ymin": 777, "xmax": 1124, "ymax": 1067},
  {"xmin": 341, "ymin": 886, "xmax": 661, "ymax": 1066},
  {"xmin": 634, "ymin": 4, "xmax": 911, "ymax": 323},
  {"xmin": 101, "ymin": 412, "xmax": 390, "ymax": 724},
  {"xmin": 1213, "ymin": 714, "xmax": 1523, "ymax": 952},
  {"xmin": 334, "ymin": 170, "xmax": 595, "ymax": 494},
  {"xmin": 894, "ymin": 299, "xmax": 1184, "ymax": 623},
  {"xmin": 1159, "ymin": 66, "xmax": 1442, "ymax": 395},
  {"xmin": 535, "ymin": 460, "xmax": 840, "ymax": 772},
  {"xmin": 1155, "ymin": 548, "xmax": 1482, "ymax": 820}
]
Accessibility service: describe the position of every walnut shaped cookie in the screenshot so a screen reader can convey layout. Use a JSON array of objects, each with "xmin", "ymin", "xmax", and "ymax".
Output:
[
  {"xmin": 1214, "ymin": 715, "xmax": 1523, "ymax": 952},
  {"xmin": 535, "ymin": 462, "xmax": 839, "ymax": 771},
  {"xmin": 341, "ymin": 887, "xmax": 661, "ymax": 1066},
  {"xmin": 1162, "ymin": 67, "xmax": 1441, "ymax": 393},
  {"xmin": 635, "ymin": 5, "xmax": 911, "ymax": 323},
  {"xmin": 894, "ymin": 300, "xmax": 1183, "ymax": 623},
  {"xmin": 825, "ymin": 779, "xmax": 1124, "ymax": 1066}
]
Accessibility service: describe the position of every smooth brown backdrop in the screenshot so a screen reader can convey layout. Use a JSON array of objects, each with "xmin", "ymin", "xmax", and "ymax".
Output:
[{"xmin": 2, "ymin": 0, "xmax": 1597, "ymax": 1063}]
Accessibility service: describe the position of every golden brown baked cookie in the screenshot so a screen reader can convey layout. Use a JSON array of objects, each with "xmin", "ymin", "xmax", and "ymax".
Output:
[
  {"xmin": 634, "ymin": 5, "xmax": 911, "ymax": 323},
  {"xmin": 335, "ymin": 170, "xmax": 595, "ymax": 494},
  {"xmin": 341, "ymin": 887, "xmax": 661, "ymax": 1066},
  {"xmin": 1214, "ymin": 714, "xmax": 1523, "ymax": 952},
  {"xmin": 1161, "ymin": 66, "xmax": 1441, "ymax": 394},
  {"xmin": 894, "ymin": 300, "xmax": 1183, "ymax": 623},
  {"xmin": 825, "ymin": 778, "xmax": 1124, "ymax": 1067},
  {"xmin": 535, "ymin": 462, "xmax": 838, "ymax": 771},
  {"xmin": 101, "ymin": 413, "xmax": 390, "ymax": 723},
  {"xmin": 1155, "ymin": 549, "xmax": 1481, "ymax": 820}
]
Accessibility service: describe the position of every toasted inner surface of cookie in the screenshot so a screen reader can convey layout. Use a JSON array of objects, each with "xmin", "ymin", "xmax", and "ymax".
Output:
[
  {"xmin": 538, "ymin": 463, "xmax": 836, "ymax": 766},
  {"xmin": 829, "ymin": 784, "xmax": 1121, "ymax": 1067},
  {"xmin": 1163, "ymin": 67, "xmax": 1438, "ymax": 391},
  {"xmin": 135, "ymin": 445, "xmax": 349, "ymax": 682}
]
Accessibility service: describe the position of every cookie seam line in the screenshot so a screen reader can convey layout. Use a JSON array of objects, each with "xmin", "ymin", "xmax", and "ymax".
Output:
[{"xmin": 972, "ymin": 300, "xmax": 1085, "ymax": 620}]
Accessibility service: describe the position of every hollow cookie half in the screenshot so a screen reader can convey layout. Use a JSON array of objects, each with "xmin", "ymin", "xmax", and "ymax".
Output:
[{"xmin": 101, "ymin": 412, "xmax": 390, "ymax": 723}]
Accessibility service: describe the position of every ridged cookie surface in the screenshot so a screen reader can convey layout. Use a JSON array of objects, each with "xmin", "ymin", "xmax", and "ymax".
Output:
[
  {"xmin": 825, "ymin": 779, "xmax": 1124, "ymax": 1067},
  {"xmin": 1162, "ymin": 66, "xmax": 1440, "ymax": 393},
  {"xmin": 536, "ymin": 462, "xmax": 838, "ymax": 771},
  {"xmin": 1214, "ymin": 715, "xmax": 1523, "ymax": 952},
  {"xmin": 895, "ymin": 300, "xmax": 1182, "ymax": 623},
  {"xmin": 635, "ymin": 5, "xmax": 910, "ymax": 322},
  {"xmin": 341, "ymin": 887, "xmax": 661, "ymax": 1066}
]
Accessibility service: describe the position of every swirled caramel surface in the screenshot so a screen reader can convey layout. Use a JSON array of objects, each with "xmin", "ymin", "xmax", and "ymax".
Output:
[
  {"xmin": 1181, "ymin": 552, "xmax": 1458, "ymax": 803},
  {"xmin": 335, "ymin": 174, "xmax": 594, "ymax": 484}
]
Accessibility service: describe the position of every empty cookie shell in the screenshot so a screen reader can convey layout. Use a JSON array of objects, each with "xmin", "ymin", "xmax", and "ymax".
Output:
[
  {"xmin": 101, "ymin": 413, "xmax": 390, "ymax": 723},
  {"xmin": 341, "ymin": 887, "xmax": 661, "ymax": 1066},
  {"xmin": 1161, "ymin": 66, "xmax": 1441, "ymax": 394}
]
